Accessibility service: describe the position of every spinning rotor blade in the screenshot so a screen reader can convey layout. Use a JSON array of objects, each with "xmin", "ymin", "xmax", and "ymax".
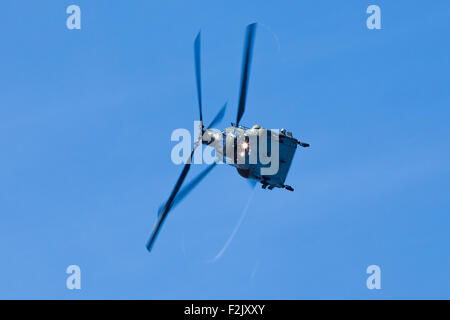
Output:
[
  {"xmin": 148, "ymin": 25, "xmax": 258, "ymax": 252},
  {"xmin": 149, "ymin": 99, "xmax": 225, "ymax": 250},
  {"xmin": 236, "ymin": 23, "xmax": 257, "ymax": 127},
  {"xmin": 155, "ymin": 100, "xmax": 225, "ymax": 219},
  {"xmin": 146, "ymin": 148, "xmax": 196, "ymax": 252},
  {"xmin": 158, "ymin": 163, "xmax": 217, "ymax": 217},
  {"xmin": 207, "ymin": 102, "xmax": 227, "ymax": 129},
  {"xmin": 194, "ymin": 32, "xmax": 203, "ymax": 123}
]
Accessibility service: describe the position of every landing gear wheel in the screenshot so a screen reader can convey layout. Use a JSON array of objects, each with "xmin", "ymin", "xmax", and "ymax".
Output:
[{"xmin": 285, "ymin": 185, "xmax": 294, "ymax": 191}]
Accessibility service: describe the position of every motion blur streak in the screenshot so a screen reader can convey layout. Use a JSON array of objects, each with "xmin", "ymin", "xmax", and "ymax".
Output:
[{"xmin": 210, "ymin": 185, "xmax": 257, "ymax": 263}]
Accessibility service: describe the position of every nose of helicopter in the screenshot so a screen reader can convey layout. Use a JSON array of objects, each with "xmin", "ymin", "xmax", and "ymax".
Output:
[{"xmin": 202, "ymin": 129, "xmax": 221, "ymax": 146}]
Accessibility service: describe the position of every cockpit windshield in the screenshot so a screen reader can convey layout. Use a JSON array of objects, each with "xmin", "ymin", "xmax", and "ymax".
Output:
[{"xmin": 223, "ymin": 127, "xmax": 245, "ymax": 137}]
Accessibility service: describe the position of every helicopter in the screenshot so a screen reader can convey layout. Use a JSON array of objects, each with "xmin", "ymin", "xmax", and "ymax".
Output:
[{"xmin": 146, "ymin": 23, "xmax": 309, "ymax": 252}]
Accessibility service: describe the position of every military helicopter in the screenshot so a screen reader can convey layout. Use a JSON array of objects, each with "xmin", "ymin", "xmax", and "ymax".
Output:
[{"xmin": 146, "ymin": 23, "xmax": 309, "ymax": 252}]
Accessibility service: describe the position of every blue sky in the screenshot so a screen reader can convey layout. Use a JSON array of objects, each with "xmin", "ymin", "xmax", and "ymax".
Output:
[{"xmin": 0, "ymin": 1, "xmax": 449, "ymax": 299}]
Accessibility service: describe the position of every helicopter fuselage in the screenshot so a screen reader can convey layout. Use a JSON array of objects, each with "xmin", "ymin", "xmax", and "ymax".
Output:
[{"xmin": 202, "ymin": 124, "xmax": 309, "ymax": 191}]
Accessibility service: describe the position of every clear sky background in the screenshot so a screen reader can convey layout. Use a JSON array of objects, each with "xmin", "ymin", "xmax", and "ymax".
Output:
[{"xmin": 0, "ymin": 1, "xmax": 449, "ymax": 299}]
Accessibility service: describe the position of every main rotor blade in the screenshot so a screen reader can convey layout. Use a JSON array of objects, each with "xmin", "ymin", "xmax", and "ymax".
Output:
[
  {"xmin": 158, "ymin": 163, "xmax": 217, "ymax": 217},
  {"xmin": 207, "ymin": 103, "xmax": 227, "ymax": 129},
  {"xmin": 194, "ymin": 32, "xmax": 203, "ymax": 123},
  {"xmin": 146, "ymin": 148, "xmax": 196, "ymax": 252},
  {"xmin": 236, "ymin": 23, "xmax": 257, "ymax": 127}
]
